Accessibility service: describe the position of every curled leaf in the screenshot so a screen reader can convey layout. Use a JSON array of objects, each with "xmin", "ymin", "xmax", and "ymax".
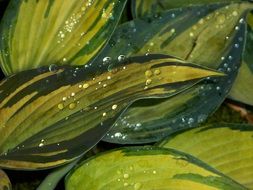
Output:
[
  {"xmin": 0, "ymin": 169, "xmax": 11, "ymax": 190},
  {"xmin": 0, "ymin": 0, "xmax": 127, "ymax": 75},
  {"xmin": 0, "ymin": 54, "xmax": 222, "ymax": 170},
  {"xmin": 96, "ymin": 2, "xmax": 250, "ymax": 144}
]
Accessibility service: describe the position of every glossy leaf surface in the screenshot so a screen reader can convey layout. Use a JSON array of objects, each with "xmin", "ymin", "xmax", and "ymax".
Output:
[
  {"xmin": 159, "ymin": 123, "xmax": 253, "ymax": 189},
  {"xmin": 96, "ymin": 3, "xmax": 249, "ymax": 143},
  {"xmin": 229, "ymin": 13, "xmax": 253, "ymax": 105},
  {"xmin": 0, "ymin": 54, "xmax": 222, "ymax": 169},
  {"xmin": 65, "ymin": 147, "xmax": 246, "ymax": 190},
  {"xmin": 131, "ymin": 0, "xmax": 240, "ymax": 18},
  {"xmin": 0, "ymin": 0, "xmax": 127, "ymax": 75}
]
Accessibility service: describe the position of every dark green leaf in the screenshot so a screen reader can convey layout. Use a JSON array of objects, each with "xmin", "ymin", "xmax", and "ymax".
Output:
[{"xmin": 95, "ymin": 3, "xmax": 250, "ymax": 144}]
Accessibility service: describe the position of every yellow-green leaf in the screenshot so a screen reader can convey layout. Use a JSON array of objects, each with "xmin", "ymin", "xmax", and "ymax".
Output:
[
  {"xmin": 0, "ymin": 169, "xmax": 11, "ymax": 190},
  {"xmin": 65, "ymin": 147, "xmax": 246, "ymax": 190},
  {"xmin": 0, "ymin": 0, "xmax": 127, "ymax": 75},
  {"xmin": 96, "ymin": 3, "xmax": 250, "ymax": 144},
  {"xmin": 159, "ymin": 123, "xmax": 253, "ymax": 189},
  {"xmin": 0, "ymin": 54, "xmax": 223, "ymax": 170}
]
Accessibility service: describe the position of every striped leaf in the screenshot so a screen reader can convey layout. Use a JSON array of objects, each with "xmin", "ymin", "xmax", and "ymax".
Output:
[
  {"xmin": 95, "ymin": 3, "xmax": 250, "ymax": 144},
  {"xmin": 229, "ymin": 13, "xmax": 253, "ymax": 106},
  {"xmin": 159, "ymin": 123, "xmax": 253, "ymax": 189},
  {"xmin": 65, "ymin": 147, "xmax": 246, "ymax": 190},
  {"xmin": 0, "ymin": 169, "xmax": 11, "ymax": 190},
  {"xmin": 132, "ymin": 0, "xmax": 253, "ymax": 106},
  {"xmin": 131, "ymin": 0, "xmax": 240, "ymax": 18},
  {"xmin": 0, "ymin": 0, "xmax": 127, "ymax": 75},
  {"xmin": 0, "ymin": 54, "xmax": 223, "ymax": 170}
]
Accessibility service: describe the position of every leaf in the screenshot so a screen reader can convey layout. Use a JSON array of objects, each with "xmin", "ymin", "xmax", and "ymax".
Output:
[
  {"xmin": 0, "ymin": 54, "xmax": 223, "ymax": 170},
  {"xmin": 95, "ymin": 3, "xmax": 250, "ymax": 144},
  {"xmin": 0, "ymin": 0, "xmax": 127, "ymax": 75},
  {"xmin": 0, "ymin": 169, "xmax": 11, "ymax": 190},
  {"xmin": 65, "ymin": 147, "xmax": 246, "ymax": 190},
  {"xmin": 159, "ymin": 123, "xmax": 253, "ymax": 189},
  {"xmin": 229, "ymin": 13, "xmax": 253, "ymax": 106},
  {"xmin": 37, "ymin": 160, "xmax": 79, "ymax": 190},
  {"xmin": 131, "ymin": 0, "xmax": 240, "ymax": 18},
  {"xmin": 132, "ymin": 0, "xmax": 253, "ymax": 106}
]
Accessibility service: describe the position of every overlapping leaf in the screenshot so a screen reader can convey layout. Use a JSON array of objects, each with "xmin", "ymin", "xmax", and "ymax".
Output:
[
  {"xmin": 0, "ymin": 169, "xmax": 11, "ymax": 190},
  {"xmin": 95, "ymin": 3, "xmax": 250, "ymax": 144},
  {"xmin": 0, "ymin": 54, "xmax": 223, "ymax": 170},
  {"xmin": 0, "ymin": 0, "xmax": 127, "ymax": 75},
  {"xmin": 65, "ymin": 147, "xmax": 246, "ymax": 190},
  {"xmin": 229, "ymin": 13, "xmax": 253, "ymax": 105},
  {"xmin": 159, "ymin": 123, "xmax": 253, "ymax": 189},
  {"xmin": 131, "ymin": 0, "xmax": 240, "ymax": 18},
  {"xmin": 132, "ymin": 0, "xmax": 253, "ymax": 106}
]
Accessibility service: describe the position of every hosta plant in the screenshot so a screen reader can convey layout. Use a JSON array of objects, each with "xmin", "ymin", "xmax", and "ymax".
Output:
[{"xmin": 0, "ymin": 0, "xmax": 252, "ymax": 189}]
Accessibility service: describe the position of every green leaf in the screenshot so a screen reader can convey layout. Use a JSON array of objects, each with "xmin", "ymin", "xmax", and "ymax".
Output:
[
  {"xmin": 131, "ymin": 0, "xmax": 241, "ymax": 18},
  {"xmin": 229, "ymin": 13, "xmax": 253, "ymax": 106},
  {"xmin": 159, "ymin": 123, "xmax": 253, "ymax": 189},
  {"xmin": 65, "ymin": 147, "xmax": 246, "ymax": 190},
  {"xmin": 96, "ymin": 3, "xmax": 250, "ymax": 144},
  {"xmin": 0, "ymin": 54, "xmax": 223, "ymax": 170},
  {"xmin": 0, "ymin": 0, "xmax": 127, "ymax": 75},
  {"xmin": 37, "ymin": 160, "xmax": 79, "ymax": 190},
  {"xmin": 132, "ymin": 0, "xmax": 253, "ymax": 106},
  {"xmin": 0, "ymin": 169, "xmax": 11, "ymax": 190}
]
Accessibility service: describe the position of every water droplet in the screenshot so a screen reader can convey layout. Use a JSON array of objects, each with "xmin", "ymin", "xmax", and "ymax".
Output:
[
  {"xmin": 123, "ymin": 173, "xmax": 129, "ymax": 179},
  {"xmin": 103, "ymin": 57, "xmax": 111, "ymax": 65},
  {"xmin": 170, "ymin": 28, "xmax": 176, "ymax": 33},
  {"xmin": 71, "ymin": 92, "xmax": 75, "ymax": 97},
  {"xmin": 39, "ymin": 143, "xmax": 44, "ymax": 147},
  {"xmin": 103, "ymin": 112, "xmax": 107, "ymax": 117},
  {"xmin": 58, "ymin": 103, "xmax": 64, "ymax": 110},
  {"xmin": 188, "ymin": 118, "xmax": 194, "ymax": 125},
  {"xmin": 154, "ymin": 69, "xmax": 161, "ymax": 75},
  {"xmin": 69, "ymin": 102, "xmax": 76, "ymax": 110},
  {"xmin": 118, "ymin": 55, "xmax": 125, "ymax": 62},
  {"xmin": 145, "ymin": 70, "xmax": 153, "ymax": 77},
  {"xmin": 146, "ymin": 79, "xmax": 152, "ymax": 85},
  {"xmin": 49, "ymin": 64, "xmax": 57, "ymax": 72},
  {"xmin": 232, "ymin": 11, "xmax": 238, "ymax": 16},
  {"xmin": 114, "ymin": 132, "xmax": 122, "ymax": 138},
  {"xmin": 134, "ymin": 183, "xmax": 142, "ymax": 190},
  {"xmin": 124, "ymin": 182, "xmax": 128, "ymax": 187},
  {"xmin": 83, "ymin": 83, "xmax": 89, "ymax": 89},
  {"xmin": 107, "ymin": 76, "xmax": 111, "ymax": 80},
  {"xmin": 112, "ymin": 104, "xmax": 118, "ymax": 110},
  {"xmin": 153, "ymin": 170, "xmax": 157, "ymax": 174},
  {"xmin": 62, "ymin": 97, "xmax": 67, "ymax": 101},
  {"xmin": 189, "ymin": 32, "xmax": 194, "ymax": 37}
]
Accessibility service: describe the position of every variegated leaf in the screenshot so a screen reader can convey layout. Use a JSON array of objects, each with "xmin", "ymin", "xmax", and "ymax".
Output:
[
  {"xmin": 95, "ymin": 3, "xmax": 250, "ymax": 144},
  {"xmin": 65, "ymin": 147, "xmax": 246, "ymax": 190},
  {"xmin": 159, "ymin": 123, "xmax": 253, "ymax": 189},
  {"xmin": 0, "ymin": 54, "xmax": 223, "ymax": 169},
  {"xmin": 0, "ymin": 0, "xmax": 127, "ymax": 75}
]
